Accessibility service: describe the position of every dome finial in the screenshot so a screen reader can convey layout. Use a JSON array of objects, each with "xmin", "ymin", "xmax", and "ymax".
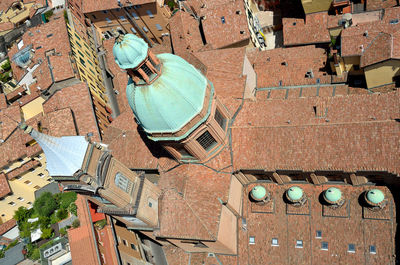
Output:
[{"xmin": 113, "ymin": 34, "xmax": 149, "ymax": 69}]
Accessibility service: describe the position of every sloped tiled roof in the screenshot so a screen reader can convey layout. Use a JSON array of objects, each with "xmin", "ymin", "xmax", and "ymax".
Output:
[
  {"xmin": 68, "ymin": 195, "xmax": 98, "ymax": 265},
  {"xmin": 360, "ymin": 32, "xmax": 393, "ymax": 67},
  {"xmin": 283, "ymin": 12, "xmax": 331, "ymax": 46},
  {"xmin": 0, "ymin": 219, "xmax": 16, "ymax": 235},
  {"xmin": 0, "ymin": 173, "xmax": 11, "ymax": 198}
]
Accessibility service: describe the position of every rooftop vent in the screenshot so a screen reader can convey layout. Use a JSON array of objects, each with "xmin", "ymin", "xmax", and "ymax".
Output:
[
  {"xmin": 363, "ymin": 31, "xmax": 368, "ymax": 37},
  {"xmin": 390, "ymin": 19, "xmax": 399, "ymax": 25},
  {"xmin": 285, "ymin": 186, "xmax": 307, "ymax": 206},
  {"xmin": 305, "ymin": 69, "xmax": 314, "ymax": 78}
]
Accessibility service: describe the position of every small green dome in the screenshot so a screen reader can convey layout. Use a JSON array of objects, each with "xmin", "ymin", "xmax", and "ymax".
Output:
[
  {"xmin": 287, "ymin": 186, "xmax": 303, "ymax": 201},
  {"xmin": 113, "ymin": 34, "xmax": 148, "ymax": 69},
  {"xmin": 324, "ymin": 187, "xmax": 342, "ymax": 203},
  {"xmin": 126, "ymin": 53, "xmax": 208, "ymax": 134},
  {"xmin": 251, "ymin": 186, "xmax": 266, "ymax": 200},
  {"xmin": 366, "ymin": 189, "xmax": 384, "ymax": 204}
]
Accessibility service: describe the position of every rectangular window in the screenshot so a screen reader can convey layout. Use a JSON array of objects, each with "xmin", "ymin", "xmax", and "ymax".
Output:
[
  {"xmin": 146, "ymin": 10, "xmax": 154, "ymax": 18},
  {"xmin": 17, "ymin": 197, "xmax": 24, "ymax": 201},
  {"xmin": 215, "ymin": 108, "xmax": 226, "ymax": 130},
  {"xmin": 316, "ymin": 230, "xmax": 322, "ymax": 238},
  {"xmin": 369, "ymin": 245, "xmax": 376, "ymax": 254},
  {"xmin": 34, "ymin": 185, "xmax": 40, "ymax": 190},
  {"xmin": 132, "ymin": 12, "xmax": 139, "ymax": 20},
  {"xmin": 24, "ymin": 180, "xmax": 32, "ymax": 185},
  {"xmin": 142, "ymin": 26, "xmax": 149, "ymax": 33},
  {"xmin": 131, "ymin": 27, "xmax": 137, "ymax": 34},
  {"xmin": 8, "ymin": 202, "xmax": 15, "ymax": 206},
  {"xmin": 348, "ymin": 244, "xmax": 355, "ymax": 253},
  {"xmin": 106, "ymin": 17, "xmax": 112, "ymax": 23},
  {"xmin": 321, "ymin": 242, "xmax": 328, "ymax": 250},
  {"xmin": 102, "ymin": 10, "xmax": 108, "ymax": 14},
  {"xmin": 271, "ymin": 238, "xmax": 279, "ymax": 246},
  {"xmin": 119, "ymin": 16, "xmax": 126, "ymax": 21},
  {"xmin": 196, "ymin": 131, "xmax": 217, "ymax": 151},
  {"xmin": 296, "ymin": 240, "xmax": 303, "ymax": 248},
  {"xmin": 141, "ymin": 63, "xmax": 152, "ymax": 76},
  {"xmin": 123, "ymin": 239, "xmax": 127, "ymax": 246},
  {"xmin": 155, "ymin": 24, "xmax": 162, "ymax": 31},
  {"xmin": 130, "ymin": 243, "xmax": 136, "ymax": 250}
]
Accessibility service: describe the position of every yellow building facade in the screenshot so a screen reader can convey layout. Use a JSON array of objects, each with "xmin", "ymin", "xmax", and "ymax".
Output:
[
  {"xmin": 0, "ymin": 154, "xmax": 52, "ymax": 223},
  {"xmin": 66, "ymin": 20, "xmax": 112, "ymax": 135},
  {"xmin": 301, "ymin": 0, "xmax": 332, "ymax": 14},
  {"xmin": 364, "ymin": 60, "xmax": 400, "ymax": 88}
]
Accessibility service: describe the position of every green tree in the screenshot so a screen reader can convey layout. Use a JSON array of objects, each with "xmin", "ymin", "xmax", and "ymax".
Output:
[
  {"xmin": 14, "ymin": 206, "xmax": 31, "ymax": 222},
  {"xmin": 1, "ymin": 60, "xmax": 11, "ymax": 71},
  {"xmin": 58, "ymin": 192, "xmax": 77, "ymax": 209},
  {"xmin": 72, "ymin": 219, "xmax": 80, "ymax": 228},
  {"xmin": 39, "ymin": 216, "xmax": 50, "ymax": 229},
  {"xmin": 56, "ymin": 208, "xmax": 68, "ymax": 221},
  {"xmin": 68, "ymin": 203, "xmax": 77, "ymax": 216},
  {"xmin": 59, "ymin": 228, "xmax": 67, "ymax": 237},
  {"xmin": 44, "ymin": 10, "xmax": 53, "ymax": 22},
  {"xmin": 34, "ymin": 192, "xmax": 57, "ymax": 217},
  {"xmin": 41, "ymin": 228, "xmax": 53, "ymax": 239},
  {"xmin": 19, "ymin": 222, "xmax": 31, "ymax": 239}
]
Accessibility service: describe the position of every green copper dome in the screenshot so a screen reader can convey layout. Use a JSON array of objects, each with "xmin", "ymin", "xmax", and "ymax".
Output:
[
  {"xmin": 324, "ymin": 187, "xmax": 342, "ymax": 203},
  {"xmin": 287, "ymin": 186, "xmax": 303, "ymax": 201},
  {"xmin": 366, "ymin": 189, "xmax": 384, "ymax": 204},
  {"xmin": 126, "ymin": 53, "xmax": 209, "ymax": 135},
  {"xmin": 251, "ymin": 186, "xmax": 267, "ymax": 200},
  {"xmin": 113, "ymin": 34, "xmax": 148, "ymax": 69}
]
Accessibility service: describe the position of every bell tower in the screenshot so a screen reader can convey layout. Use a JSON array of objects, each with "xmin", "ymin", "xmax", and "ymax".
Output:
[
  {"xmin": 21, "ymin": 124, "xmax": 160, "ymax": 229},
  {"xmin": 113, "ymin": 34, "xmax": 230, "ymax": 162}
]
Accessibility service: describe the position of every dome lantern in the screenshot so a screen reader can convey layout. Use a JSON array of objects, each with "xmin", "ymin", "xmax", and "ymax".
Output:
[
  {"xmin": 323, "ymin": 187, "xmax": 345, "ymax": 207},
  {"xmin": 286, "ymin": 186, "xmax": 306, "ymax": 205},
  {"xmin": 365, "ymin": 189, "xmax": 386, "ymax": 209},
  {"xmin": 250, "ymin": 185, "xmax": 270, "ymax": 203}
]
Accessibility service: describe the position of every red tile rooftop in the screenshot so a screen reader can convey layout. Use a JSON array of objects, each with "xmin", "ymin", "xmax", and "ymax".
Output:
[
  {"xmin": 68, "ymin": 195, "xmax": 98, "ymax": 265},
  {"xmin": 232, "ymin": 90, "xmax": 400, "ymax": 174},
  {"xmin": 156, "ymin": 164, "xmax": 231, "ymax": 240},
  {"xmin": 366, "ymin": 0, "xmax": 397, "ymax": 11},
  {"xmin": 200, "ymin": 0, "xmax": 249, "ymax": 49},
  {"xmin": 248, "ymin": 45, "xmax": 330, "ymax": 88},
  {"xmin": 170, "ymin": 11, "xmax": 204, "ymax": 56},
  {"xmin": 0, "ymin": 22, "xmax": 14, "ymax": 32},
  {"xmin": 239, "ymin": 183, "xmax": 395, "ymax": 265},
  {"xmin": 81, "ymin": 0, "xmax": 154, "ymax": 14},
  {"xmin": 8, "ymin": 16, "xmax": 73, "ymax": 89},
  {"xmin": 0, "ymin": 173, "xmax": 11, "ymax": 198},
  {"xmin": 283, "ymin": 12, "xmax": 331, "ymax": 46},
  {"xmin": 0, "ymin": 218, "xmax": 16, "ymax": 235}
]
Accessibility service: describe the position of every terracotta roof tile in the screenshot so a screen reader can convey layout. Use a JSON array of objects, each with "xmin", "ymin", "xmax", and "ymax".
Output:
[
  {"xmin": 366, "ymin": 0, "xmax": 397, "ymax": 11},
  {"xmin": 239, "ymin": 183, "xmax": 395, "ymax": 264},
  {"xmin": 157, "ymin": 164, "xmax": 231, "ymax": 240},
  {"xmin": 8, "ymin": 16, "xmax": 73, "ymax": 89},
  {"xmin": 0, "ymin": 173, "xmax": 11, "ymax": 198},
  {"xmin": 283, "ymin": 12, "xmax": 330, "ymax": 46},
  {"xmin": 68, "ymin": 195, "xmax": 98, "ymax": 265},
  {"xmin": 231, "ymin": 91, "xmax": 400, "ymax": 174},
  {"xmin": 0, "ymin": 94, "xmax": 6, "ymax": 109},
  {"xmin": 250, "ymin": 46, "xmax": 330, "ymax": 88},
  {"xmin": 103, "ymin": 111, "xmax": 160, "ymax": 169},
  {"xmin": 6, "ymin": 159, "xmax": 40, "ymax": 180},
  {"xmin": 170, "ymin": 11, "xmax": 204, "ymax": 56},
  {"xmin": 360, "ymin": 32, "xmax": 392, "ymax": 67},
  {"xmin": 0, "ymin": 22, "xmax": 14, "ymax": 32},
  {"xmin": 45, "ymin": 108, "xmax": 77, "ymax": 137},
  {"xmin": 43, "ymin": 82, "xmax": 100, "ymax": 140},
  {"xmin": 201, "ymin": 0, "xmax": 249, "ymax": 49},
  {"xmin": 82, "ymin": 0, "xmax": 154, "ymax": 13},
  {"xmin": 0, "ymin": 219, "xmax": 16, "ymax": 235}
]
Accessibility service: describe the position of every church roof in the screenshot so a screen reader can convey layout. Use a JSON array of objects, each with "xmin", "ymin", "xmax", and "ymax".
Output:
[
  {"xmin": 26, "ymin": 128, "xmax": 88, "ymax": 176},
  {"xmin": 126, "ymin": 53, "xmax": 209, "ymax": 135}
]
